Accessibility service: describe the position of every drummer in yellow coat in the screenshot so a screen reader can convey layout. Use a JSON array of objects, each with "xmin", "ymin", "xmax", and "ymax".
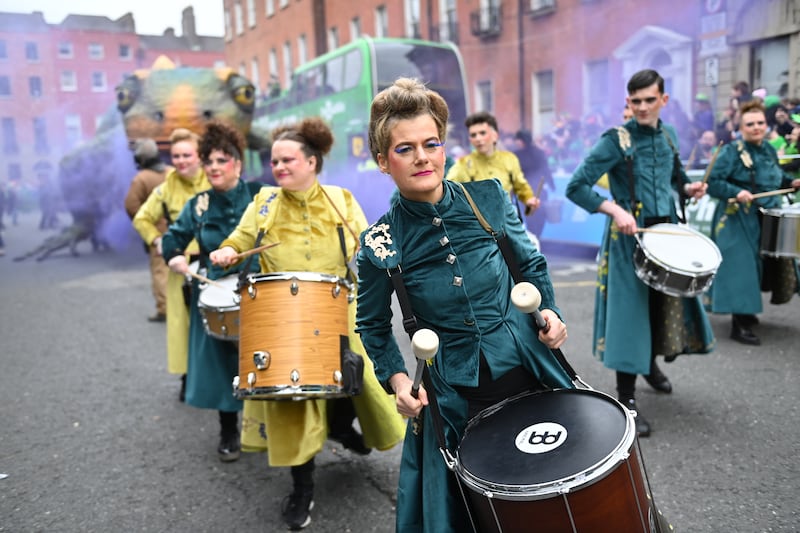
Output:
[
  {"xmin": 211, "ymin": 117, "xmax": 405, "ymax": 531},
  {"xmin": 133, "ymin": 128, "xmax": 210, "ymax": 398}
]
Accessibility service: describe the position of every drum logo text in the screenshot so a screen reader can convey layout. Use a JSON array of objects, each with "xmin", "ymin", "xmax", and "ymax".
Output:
[{"xmin": 515, "ymin": 422, "xmax": 567, "ymax": 454}]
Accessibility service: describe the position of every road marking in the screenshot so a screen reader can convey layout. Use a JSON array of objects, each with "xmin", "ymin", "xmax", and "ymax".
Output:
[{"xmin": 553, "ymin": 280, "xmax": 596, "ymax": 288}]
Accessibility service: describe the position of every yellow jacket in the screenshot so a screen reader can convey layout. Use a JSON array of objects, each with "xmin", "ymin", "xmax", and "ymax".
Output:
[
  {"xmin": 446, "ymin": 149, "xmax": 535, "ymax": 203},
  {"xmin": 228, "ymin": 180, "xmax": 406, "ymax": 466},
  {"xmin": 132, "ymin": 168, "xmax": 210, "ymax": 247}
]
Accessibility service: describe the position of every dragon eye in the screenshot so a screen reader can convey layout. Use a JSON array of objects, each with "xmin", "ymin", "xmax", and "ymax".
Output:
[{"xmin": 228, "ymin": 75, "xmax": 256, "ymax": 111}]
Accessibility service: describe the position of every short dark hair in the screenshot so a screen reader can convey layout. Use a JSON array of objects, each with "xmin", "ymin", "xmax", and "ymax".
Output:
[
  {"xmin": 627, "ymin": 69, "xmax": 664, "ymax": 95},
  {"xmin": 465, "ymin": 111, "xmax": 498, "ymax": 132}
]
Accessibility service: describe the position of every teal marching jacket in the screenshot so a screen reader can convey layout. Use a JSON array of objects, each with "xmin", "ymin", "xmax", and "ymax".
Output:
[
  {"xmin": 162, "ymin": 179, "xmax": 262, "ymax": 411},
  {"xmin": 356, "ymin": 179, "xmax": 573, "ymax": 532}
]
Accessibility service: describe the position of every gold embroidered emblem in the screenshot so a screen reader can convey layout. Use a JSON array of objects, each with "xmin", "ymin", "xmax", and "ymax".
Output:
[
  {"xmin": 364, "ymin": 223, "xmax": 397, "ymax": 261},
  {"xmin": 195, "ymin": 193, "xmax": 209, "ymax": 217},
  {"xmin": 616, "ymin": 127, "xmax": 631, "ymax": 152},
  {"xmin": 740, "ymin": 150, "xmax": 753, "ymax": 169}
]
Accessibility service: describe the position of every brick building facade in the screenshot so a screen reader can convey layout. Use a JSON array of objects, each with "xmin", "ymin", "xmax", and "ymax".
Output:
[
  {"xmin": 0, "ymin": 7, "xmax": 224, "ymax": 186},
  {"xmin": 223, "ymin": 0, "xmax": 800, "ymax": 139}
]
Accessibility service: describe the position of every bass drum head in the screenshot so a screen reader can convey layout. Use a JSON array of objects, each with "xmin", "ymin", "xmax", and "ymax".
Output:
[{"xmin": 456, "ymin": 389, "xmax": 633, "ymax": 500}]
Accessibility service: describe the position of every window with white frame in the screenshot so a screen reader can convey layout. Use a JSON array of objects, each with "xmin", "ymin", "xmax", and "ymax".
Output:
[
  {"xmin": 25, "ymin": 42, "xmax": 39, "ymax": 61},
  {"xmin": 297, "ymin": 34, "xmax": 307, "ymax": 65},
  {"xmin": 88, "ymin": 43, "xmax": 104, "ymax": 59},
  {"xmin": 65, "ymin": 114, "xmax": 82, "ymax": 147},
  {"xmin": 2, "ymin": 117, "xmax": 18, "ymax": 153},
  {"xmin": 239, "ymin": 62, "xmax": 247, "ymax": 77},
  {"xmin": 29, "ymin": 76, "xmax": 42, "ymax": 98},
  {"xmin": 328, "ymin": 27, "xmax": 339, "ymax": 51},
  {"xmin": 235, "ymin": 2, "xmax": 244, "ymax": 35},
  {"xmin": 531, "ymin": 0, "xmax": 556, "ymax": 11},
  {"xmin": 60, "ymin": 71, "xmax": 77, "ymax": 91},
  {"xmin": 439, "ymin": 0, "xmax": 457, "ymax": 41},
  {"xmin": 250, "ymin": 57, "xmax": 260, "ymax": 92},
  {"xmin": 585, "ymin": 59, "xmax": 609, "ymax": 118},
  {"xmin": 0, "ymin": 40, "xmax": 7, "ymax": 60},
  {"xmin": 224, "ymin": 8, "xmax": 232, "ymax": 41},
  {"xmin": 266, "ymin": 0, "xmax": 275, "ymax": 17},
  {"xmin": 475, "ymin": 80, "xmax": 493, "ymax": 114},
  {"xmin": 0, "ymin": 76, "xmax": 10, "ymax": 97},
  {"xmin": 404, "ymin": 0, "xmax": 421, "ymax": 38},
  {"xmin": 374, "ymin": 6, "xmax": 388, "ymax": 38},
  {"xmin": 534, "ymin": 70, "xmax": 554, "ymax": 136},
  {"xmin": 119, "ymin": 44, "xmax": 132, "ymax": 60},
  {"xmin": 58, "ymin": 42, "xmax": 73, "ymax": 58},
  {"xmin": 350, "ymin": 17, "xmax": 361, "ymax": 41},
  {"xmin": 33, "ymin": 116, "xmax": 48, "ymax": 153},
  {"xmin": 91, "ymin": 72, "xmax": 107, "ymax": 92},
  {"xmin": 269, "ymin": 48, "xmax": 278, "ymax": 79},
  {"xmin": 279, "ymin": 0, "xmax": 289, "ymax": 8},
  {"xmin": 247, "ymin": 0, "xmax": 256, "ymax": 27},
  {"xmin": 282, "ymin": 41, "xmax": 292, "ymax": 82}
]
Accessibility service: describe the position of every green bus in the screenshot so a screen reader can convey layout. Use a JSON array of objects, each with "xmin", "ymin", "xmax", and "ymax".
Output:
[{"xmin": 254, "ymin": 37, "xmax": 469, "ymax": 222}]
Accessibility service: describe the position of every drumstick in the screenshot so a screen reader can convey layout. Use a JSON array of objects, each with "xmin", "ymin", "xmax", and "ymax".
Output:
[
  {"xmin": 700, "ymin": 141, "xmax": 724, "ymax": 185},
  {"xmin": 233, "ymin": 241, "xmax": 281, "ymax": 261},
  {"xmin": 727, "ymin": 187, "xmax": 796, "ymax": 204},
  {"xmin": 636, "ymin": 228, "xmax": 694, "ymax": 236},
  {"xmin": 529, "ymin": 178, "xmax": 546, "ymax": 215},
  {"xmin": 185, "ymin": 269, "xmax": 226, "ymax": 289},
  {"xmin": 410, "ymin": 328, "xmax": 439, "ymax": 399}
]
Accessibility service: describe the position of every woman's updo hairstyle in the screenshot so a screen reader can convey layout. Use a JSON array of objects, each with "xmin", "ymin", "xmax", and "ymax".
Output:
[
  {"xmin": 199, "ymin": 120, "xmax": 246, "ymax": 162},
  {"xmin": 271, "ymin": 117, "xmax": 334, "ymax": 174}
]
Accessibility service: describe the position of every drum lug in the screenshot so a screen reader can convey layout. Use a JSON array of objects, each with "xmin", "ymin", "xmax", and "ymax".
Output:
[
  {"xmin": 333, "ymin": 370, "xmax": 342, "ymax": 383},
  {"xmin": 247, "ymin": 283, "xmax": 257, "ymax": 299},
  {"xmin": 347, "ymin": 292, "xmax": 354, "ymax": 304},
  {"xmin": 232, "ymin": 375, "xmax": 240, "ymax": 390},
  {"xmin": 332, "ymin": 284, "xmax": 341, "ymax": 298},
  {"xmin": 247, "ymin": 372, "xmax": 257, "ymax": 388},
  {"xmin": 253, "ymin": 351, "xmax": 271, "ymax": 371},
  {"xmin": 290, "ymin": 277, "xmax": 299, "ymax": 295},
  {"xmin": 290, "ymin": 369, "xmax": 300, "ymax": 383}
]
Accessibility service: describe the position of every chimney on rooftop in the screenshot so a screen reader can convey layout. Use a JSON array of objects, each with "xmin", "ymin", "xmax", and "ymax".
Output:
[{"xmin": 182, "ymin": 6, "xmax": 198, "ymax": 42}]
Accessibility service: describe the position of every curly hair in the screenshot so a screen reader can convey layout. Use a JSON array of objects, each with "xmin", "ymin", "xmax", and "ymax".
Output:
[
  {"xmin": 740, "ymin": 99, "xmax": 766, "ymax": 117},
  {"xmin": 271, "ymin": 117, "xmax": 334, "ymax": 173},
  {"xmin": 368, "ymin": 77, "xmax": 449, "ymax": 163},
  {"xmin": 199, "ymin": 120, "xmax": 246, "ymax": 161}
]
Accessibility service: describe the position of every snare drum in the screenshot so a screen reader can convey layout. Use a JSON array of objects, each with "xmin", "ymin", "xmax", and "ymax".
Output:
[
  {"xmin": 234, "ymin": 272, "xmax": 352, "ymax": 400},
  {"xmin": 633, "ymin": 223, "xmax": 721, "ymax": 297},
  {"xmin": 197, "ymin": 274, "xmax": 241, "ymax": 341},
  {"xmin": 455, "ymin": 389, "xmax": 661, "ymax": 533},
  {"xmin": 760, "ymin": 206, "xmax": 800, "ymax": 258}
]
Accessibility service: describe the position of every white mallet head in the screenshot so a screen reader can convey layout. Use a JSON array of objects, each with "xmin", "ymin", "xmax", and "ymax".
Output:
[
  {"xmin": 511, "ymin": 282, "xmax": 542, "ymax": 314},
  {"xmin": 411, "ymin": 328, "xmax": 439, "ymax": 361}
]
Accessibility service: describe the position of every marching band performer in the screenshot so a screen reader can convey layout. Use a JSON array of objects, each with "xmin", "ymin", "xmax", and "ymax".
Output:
[
  {"xmin": 705, "ymin": 99, "xmax": 800, "ymax": 345},
  {"xmin": 210, "ymin": 117, "xmax": 404, "ymax": 531}
]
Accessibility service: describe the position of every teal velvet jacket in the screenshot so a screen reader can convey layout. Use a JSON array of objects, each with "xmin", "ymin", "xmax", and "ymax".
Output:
[{"xmin": 356, "ymin": 178, "xmax": 572, "ymax": 532}]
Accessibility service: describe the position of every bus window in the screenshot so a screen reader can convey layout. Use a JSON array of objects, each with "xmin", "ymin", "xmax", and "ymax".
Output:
[
  {"xmin": 325, "ymin": 55, "xmax": 344, "ymax": 94},
  {"xmin": 342, "ymin": 49, "xmax": 363, "ymax": 92}
]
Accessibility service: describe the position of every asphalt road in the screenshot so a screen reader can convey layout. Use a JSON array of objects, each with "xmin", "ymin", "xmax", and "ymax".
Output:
[{"xmin": 1, "ymin": 211, "xmax": 798, "ymax": 532}]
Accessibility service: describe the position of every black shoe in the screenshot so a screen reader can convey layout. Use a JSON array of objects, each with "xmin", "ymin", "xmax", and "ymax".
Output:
[
  {"xmin": 620, "ymin": 398, "xmax": 651, "ymax": 438},
  {"xmin": 731, "ymin": 316, "xmax": 760, "ymax": 346},
  {"xmin": 643, "ymin": 361, "xmax": 672, "ymax": 394},
  {"xmin": 736, "ymin": 314, "xmax": 759, "ymax": 327},
  {"xmin": 281, "ymin": 490, "xmax": 314, "ymax": 530},
  {"xmin": 147, "ymin": 312, "xmax": 166, "ymax": 323},
  {"xmin": 217, "ymin": 431, "xmax": 240, "ymax": 462},
  {"xmin": 329, "ymin": 426, "xmax": 371, "ymax": 455},
  {"xmin": 179, "ymin": 374, "xmax": 186, "ymax": 403}
]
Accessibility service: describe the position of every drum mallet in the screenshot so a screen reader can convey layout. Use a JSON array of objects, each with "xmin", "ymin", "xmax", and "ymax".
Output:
[
  {"xmin": 410, "ymin": 328, "xmax": 439, "ymax": 399},
  {"xmin": 510, "ymin": 282, "xmax": 591, "ymax": 389},
  {"xmin": 510, "ymin": 282, "xmax": 550, "ymax": 332}
]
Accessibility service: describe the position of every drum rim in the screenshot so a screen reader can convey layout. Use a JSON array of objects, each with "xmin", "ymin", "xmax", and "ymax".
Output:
[
  {"xmin": 637, "ymin": 223, "xmax": 722, "ymax": 274},
  {"xmin": 243, "ymin": 271, "xmax": 353, "ymax": 290},
  {"xmin": 454, "ymin": 389, "xmax": 638, "ymax": 501},
  {"xmin": 234, "ymin": 383, "xmax": 346, "ymax": 400}
]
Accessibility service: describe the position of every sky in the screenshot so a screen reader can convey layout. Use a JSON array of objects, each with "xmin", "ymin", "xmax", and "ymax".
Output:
[{"xmin": 0, "ymin": 0, "xmax": 224, "ymax": 37}]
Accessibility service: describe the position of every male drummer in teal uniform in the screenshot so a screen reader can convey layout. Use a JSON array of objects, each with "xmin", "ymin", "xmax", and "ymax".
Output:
[
  {"xmin": 566, "ymin": 69, "xmax": 715, "ymax": 437},
  {"xmin": 705, "ymin": 99, "xmax": 800, "ymax": 345}
]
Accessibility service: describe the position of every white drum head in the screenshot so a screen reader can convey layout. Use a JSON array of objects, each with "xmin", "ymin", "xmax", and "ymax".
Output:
[
  {"xmin": 640, "ymin": 223, "xmax": 721, "ymax": 274},
  {"xmin": 198, "ymin": 275, "xmax": 240, "ymax": 308}
]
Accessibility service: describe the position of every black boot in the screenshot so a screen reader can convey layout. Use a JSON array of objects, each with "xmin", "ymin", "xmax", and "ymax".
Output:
[
  {"xmin": 643, "ymin": 359, "xmax": 672, "ymax": 394},
  {"xmin": 179, "ymin": 374, "xmax": 186, "ymax": 403},
  {"xmin": 217, "ymin": 410, "xmax": 240, "ymax": 462},
  {"xmin": 620, "ymin": 397, "xmax": 651, "ymax": 438},
  {"xmin": 327, "ymin": 398, "xmax": 371, "ymax": 455},
  {"xmin": 731, "ymin": 315, "xmax": 760, "ymax": 345},
  {"xmin": 283, "ymin": 460, "xmax": 315, "ymax": 530}
]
